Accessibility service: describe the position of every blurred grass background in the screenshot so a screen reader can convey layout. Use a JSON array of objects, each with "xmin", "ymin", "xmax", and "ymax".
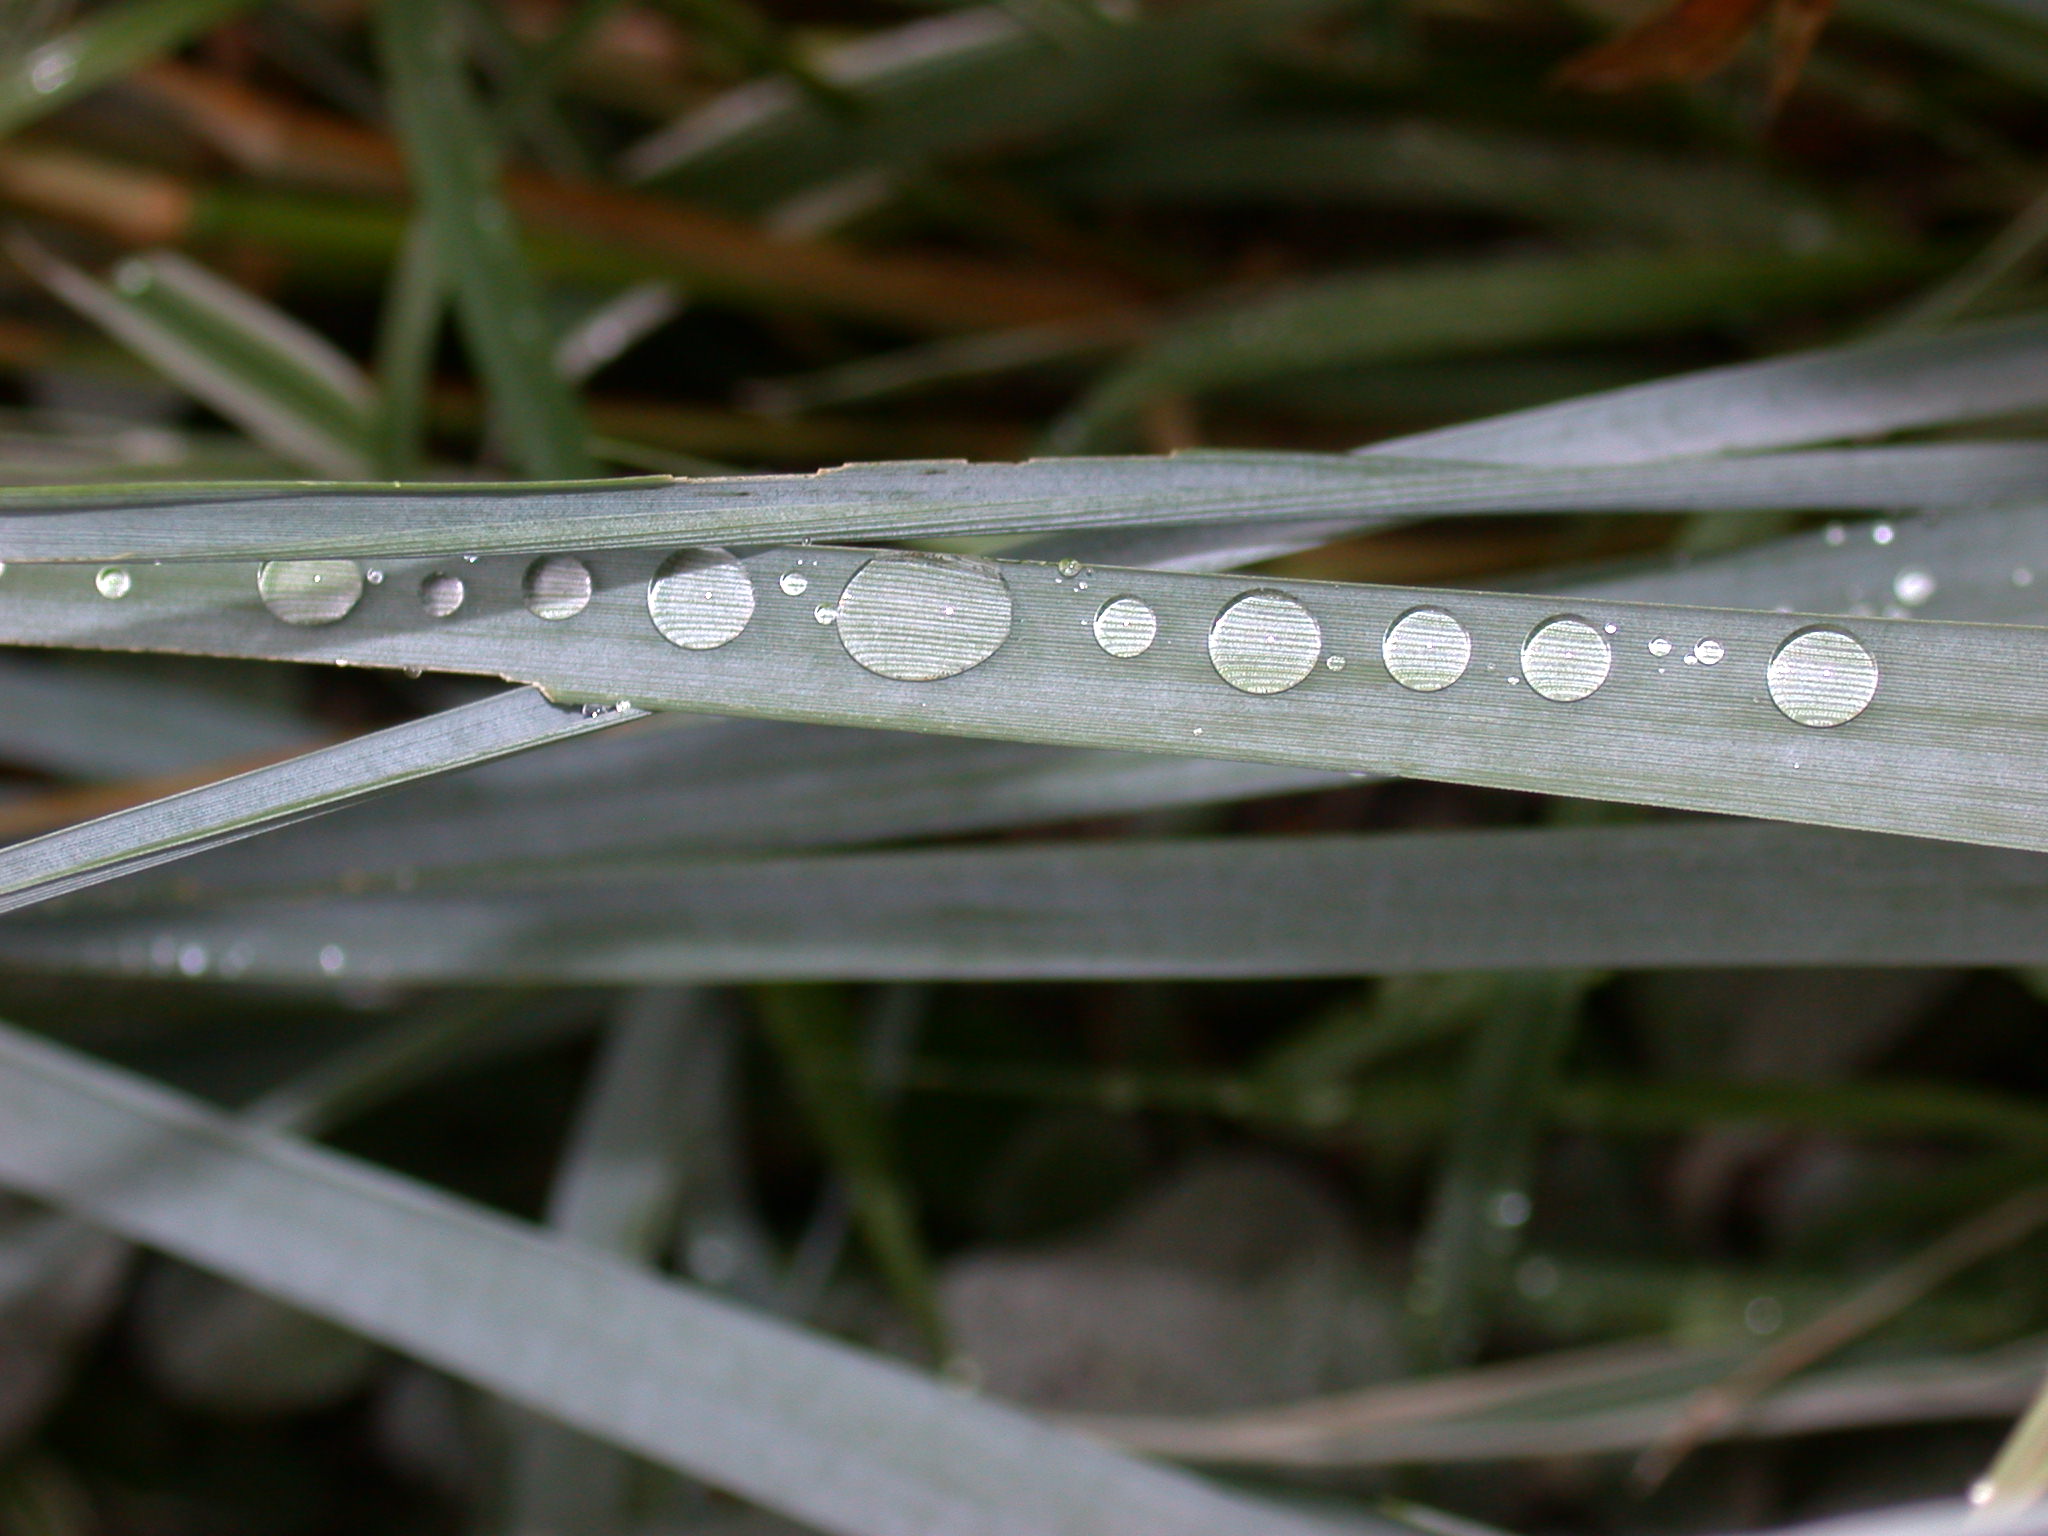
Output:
[{"xmin": 7, "ymin": 1, "xmax": 2048, "ymax": 1533}]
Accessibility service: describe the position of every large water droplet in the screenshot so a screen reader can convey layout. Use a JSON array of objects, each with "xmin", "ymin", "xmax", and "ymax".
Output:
[
  {"xmin": 95, "ymin": 566, "xmax": 131, "ymax": 600},
  {"xmin": 1382, "ymin": 607, "xmax": 1470, "ymax": 693},
  {"xmin": 1521, "ymin": 617, "xmax": 1610, "ymax": 702},
  {"xmin": 779, "ymin": 571, "xmax": 809, "ymax": 596},
  {"xmin": 1768, "ymin": 628, "xmax": 1878, "ymax": 727},
  {"xmin": 258, "ymin": 559, "xmax": 363, "ymax": 625},
  {"xmin": 1092, "ymin": 596, "xmax": 1158, "ymax": 658},
  {"xmin": 524, "ymin": 555, "xmax": 592, "ymax": 620},
  {"xmin": 420, "ymin": 572, "xmax": 466, "ymax": 618},
  {"xmin": 836, "ymin": 553, "xmax": 1012, "ymax": 681},
  {"xmin": 1208, "ymin": 591, "xmax": 1321, "ymax": 695},
  {"xmin": 648, "ymin": 547, "xmax": 755, "ymax": 650},
  {"xmin": 1648, "ymin": 637, "xmax": 1672, "ymax": 658},
  {"xmin": 1693, "ymin": 638, "xmax": 1725, "ymax": 666}
]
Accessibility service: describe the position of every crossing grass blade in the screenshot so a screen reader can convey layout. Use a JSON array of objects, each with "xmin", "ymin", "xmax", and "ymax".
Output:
[{"xmin": 0, "ymin": 0, "xmax": 257, "ymax": 138}]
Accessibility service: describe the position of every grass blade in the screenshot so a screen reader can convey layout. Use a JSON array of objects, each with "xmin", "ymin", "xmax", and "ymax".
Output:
[
  {"xmin": 375, "ymin": 0, "xmax": 594, "ymax": 479},
  {"xmin": 0, "ymin": 0, "xmax": 255, "ymax": 138},
  {"xmin": 0, "ymin": 1017, "xmax": 1376, "ymax": 1536}
]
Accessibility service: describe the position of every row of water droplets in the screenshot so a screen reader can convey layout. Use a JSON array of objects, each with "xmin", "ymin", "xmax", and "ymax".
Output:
[{"xmin": 90, "ymin": 549, "xmax": 1878, "ymax": 727}]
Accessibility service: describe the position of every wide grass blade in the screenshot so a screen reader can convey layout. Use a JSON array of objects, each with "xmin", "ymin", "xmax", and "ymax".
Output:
[
  {"xmin": 21, "ymin": 822, "xmax": 2048, "ymax": 983},
  {"xmin": 0, "ymin": 1017, "xmax": 1376, "ymax": 1536},
  {"xmin": 0, "ymin": 687, "xmax": 641, "ymax": 914}
]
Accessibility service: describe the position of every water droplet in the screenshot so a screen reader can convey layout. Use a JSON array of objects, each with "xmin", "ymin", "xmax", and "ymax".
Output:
[
  {"xmin": 1325, "ymin": 655, "xmax": 1345, "ymax": 671},
  {"xmin": 1521, "ymin": 617, "xmax": 1611, "ymax": 703},
  {"xmin": 28, "ymin": 44, "xmax": 77, "ymax": 95},
  {"xmin": 1892, "ymin": 568, "xmax": 1936, "ymax": 607},
  {"xmin": 1603, "ymin": 623, "xmax": 1617, "ymax": 635},
  {"xmin": 2015, "ymin": 567, "xmax": 2035, "ymax": 589},
  {"xmin": 462, "ymin": 553, "xmax": 479, "ymax": 563},
  {"xmin": 176, "ymin": 943, "xmax": 208, "ymax": 977},
  {"xmin": 648, "ymin": 547, "xmax": 755, "ymax": 650},
  {"xmin": 94, "ymin": 566, "xmax": 131, "ymax": 600},
  {"xmin": 1823, "ymin": 522, "xmax": 1846, "ymax": 547},
  {"xmin": 1743, "ymin": 1295, "xmax": 1784, "ymax": 1335},
  {"xmin": 420, "ymin": 572, "xmax": 466, "ymax": 618},
  {"xmin": 524, "ymin": 555, "xmax": 592, "ymax": 620},
  {"xmin": 258, "ymin": 559, "xmax": 364, "ymax": 625},
  {"xmin": 1382, "ymin": 607, "xmax": 1471, "ymax": 693},
  {"xmin": 1208, "ymin": 591, "xmax": 1321, "ymax": 695},
  {"xmin": 1648, "ymin": 636, "xmax": 1672, "ymax": 658},
  {"xmin": 836, "ymin": 553, "xmax": 1012, "ymax": 681},
  {"xmin": 365, "ymin": 568, "xmax": 385, "ymax": 586},
  {"xmin": 1871, "ymin": 522, "xmax": 1895, "ymax": 546},
  {"xmin": 813, "ymin": 604, "xmax": 838, "ymax": 625},
  {"xmin": 1768, "ymin": 628, "xmax": 1878, "ymax": 728},
  {"xmin": 779, "ymin": 571, "xmax": 809, "ymax": 597},
  {"xmin": 1488, "ymin": 1189, "xmax": 1532, "ymax": 1228},
  {"xmin": 1693, "ymin": 638, "xmax": 1725, "ymax": 666},
  {"xmin": 318, "ymin": 944, "xmax": 347, "ymax": 976},
  {"xmin": 1969, "ymin": 1481, "xmax": 1997, "ymax": 1508},
  {"xmin": 1091, "ymin": 596, "xmax": 1158, "ymax": 658},
  {"xmin": 1056, "ymin": 558, "xmax": 1082, "ymax": 579}
]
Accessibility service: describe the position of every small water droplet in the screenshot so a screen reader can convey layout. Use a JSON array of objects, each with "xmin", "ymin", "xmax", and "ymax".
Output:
[
  {"xmin": 1744, "ymin": 1295, "xmax": 1784, "ymax": 1335},
  {"xmin": 1521, "ymin": 617, "xmax": 1611, "ymax": 702},
  {"xmin": 779, "ymin": 571, "xmax": 809, "ymax": 596},
  {"xmin": 1648, "ymin": 637, "xmax": 1672, "ymax": 658},
  {"xmin": 1871, "ymin": 522, "xmax": 1895, "ymax": 546},
  {"xmin": 365, "ymin": 568, "xmax": 385, "ymax": 585},
  {"xmin": 814, "ymin": 604, "xmax": 838, "ymax": 625},
  {"xmin": 420, "ymin": 572, "xmax": 466, "ymax": 618},
  {"xmin": 1325, "ymin": 655, "xmax": 1345, "ymax": 671},
  {"xmin": 2015, "ymin": 567, "xmax": 2035, "ymax": 589},
  {"xmin": 1091, "ymin": 596, "xmax": 1158, "ymax": 658},
  {"xmin": 1823, "ymin": 522, "xmax": 1846, "ymax": 546},
  {"xmin": 524, "ymin": 555, "xmax": 592, "ymax": 620},
  {"xmin": 1382, "ymin": 607, "xmax": 1471, "ymax": 693},
  {"xmin": 95, "ymin": 566, "xmax": 131, "ymax": 600},
  {"xmin": 462, "ymin": 553, "xmax": 479, "ymax": 563},
  {"xmin": 1056, "ymin": 558, "xmax": 1082, "ymax": 579},
  {"xmin": 1693, "ymin": 638, "xmax": 1725, "ymax": 666},
  {"xmin": 1892, "ymin": 568, "xmax": 1936, "ymax": 607},
  {"xmin": 176, "ymin": 943, "xmax": 208, "ymax": 978},
  {"xmin": 258, "ymin": 559, "xmax": 364, "ymax": 625},
  {"xmin": 648, "ymin": 547, "xmax": 755, "ymax": 650},
  {"xmin": 28, "ymin": 44, "xmax": 76, "ymax": 95},
  {"xmin": 1489, "ymin": 1189, "xmax": 1532, "ymax": 1228},
  {"xmin": 1768, "ymin": 628, "xmax": 1879, "ymax": 728},
  {"xmin": 1208, "ymin": 591, "xmax": 1321, "ymax": 695},
  {"xmin": 318, "ymin": 944, "xmax": 347, "ymax": 976},
  {"xmin": 837, "ymin": 553, "xmax": 1012, "ymax": 681}
]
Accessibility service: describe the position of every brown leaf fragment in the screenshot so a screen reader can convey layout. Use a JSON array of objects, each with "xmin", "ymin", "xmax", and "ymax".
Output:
[{"xmin": 1555, "ymin": 0, "xmax": 1835, "ymax": 99}]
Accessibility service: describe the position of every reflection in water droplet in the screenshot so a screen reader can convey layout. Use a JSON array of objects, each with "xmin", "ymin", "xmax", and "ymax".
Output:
[
  {"xmin": 177, "ymin": 943, "xmax": 208, "ymax": 978},
  {"xmin": 1521, "ymin": 617, "xmax": 1610, "ymax": 702},
  {"xmin": 1871, "ymin": 522, "xmax": 1895, "ymax": 546},
  {"xmin": 1693, "ymin": 638, "xmax": 1725, "ymax": 666},
  {"xmin": 524, "ymin": 555, "xmax": 592, "ymax": 620},
  {"xmin": 1382, "ymin": 607, "xmax": 1470, "ymax": 693},
  {"xmin": 1769, "ymin": 628, "xmax": 1878, "ymax": 727},
  {"xmin": 318, "ymin": 944, "xmax": 347, "ymax": 975},
  {"xmin": 259, "ymin": 559, "xmax": 365, "ymax": 626},
  {"xmin": 1893, "ymin": 568, "xmax": 1936, "ymax": 606},
  {"xmin": 779, "ymin": 571, "xmax": 809, "ymax": 596},
  {"xmin": 1326, "ymin": 656, "xmax": 1346, "ymax": 671},
  {"xmin": 28, "ymin": 45, "xmax": 77, "ymax": 94},
  {"xmin": 1208, "ymin": 591, "xmax": 1321, "ymax": 695},
  {"xmin": 420, "ymin": 572, "xmax": 466, "ymax": 618},
  {"xmin": 1648, "ymin": 637, "xmax": 1672, "ymax": 658},
  {"xmin": 649, "ymin": 547, "xmax": 755, "ymax": 649},
  {"xmin": 814, "ymin": 604, "xmax": 838, "ymax": 625},
  {"xmin": 1091, "ymin": 596, "xmax": 1157, "ymax": 658},
  {"xmin": 95, "ymin": 566, "xmax": 132, "ymax": 600},
  {"xmin": 836, "ymin": 553, "xmax": 1012, "ymax": 681}
]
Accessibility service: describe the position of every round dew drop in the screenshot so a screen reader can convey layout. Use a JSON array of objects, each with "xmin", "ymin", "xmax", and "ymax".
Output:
[
  {"xmin": 1768, "ymin": 628, "xmax": 1878, "ymax": 728},
  {"xmin": 95, "ymin": 566, "xmax": 132, "ymax": 600},
  {"xmin": 1092, "ymin": 596, "xmax": 1158, "ymax": 658},
  {"xmin": 779, "ymin": 571, "xmax": 809, "ymax": 597},
  {"xmin": 1382, "ymin": 607, "xmax": 1471, "ymax": 693},
  {"xmin": 258, "ymin": 559, "xmax": 364, "ymax": 625},
  {"xmin": 648, "ymin": 548, "xmax": 755, "ymax": 650},
  {"xmin": 524, "ymin": 555, "xmax": 593, "ymax": 620},
  {"xmin": 420, "ymin": 572, "xmax": 466, "ymax": 618},
  {"xmin": 836, "ymin": 552, "xmax": 1012, "ymax": 681},
  {"xmin": 1648, "ymin": 637, "xmax": 1672, "ymax": 658},
  {"xmin": 1692, "ymin": 638, "xmax": 1725, "ymax": 666},
  {"xmin": 1208, "ymin": 591, "xmax": 1322, "ymax": 695},
  {"xmin": 1521, "ymin": 617, "xmax": 1611, "ymax": 702},
  {"xmin": 1893, "ymin": 569, "xmax": 1936, "ymax": 607}
]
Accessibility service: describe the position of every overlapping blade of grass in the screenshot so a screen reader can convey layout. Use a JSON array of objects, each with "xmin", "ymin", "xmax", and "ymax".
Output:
[
  {"xmin": 0, "ymin": 0, "xmax": 255, "ymax": 138},
  {"xmin": 1046, "ymin": 118, "xmax": 1856, "ymax": 249},
  {"xmin": 375, "ymin": 0, "xmax": 593, "ymax": 480},
  {"xmin": 1046, "ymin": 245, "xmax": 1932, "ymax": 451},
  {"xmin": 0, "ymin": 657, "xmax": 304, "ymax": 781},
  {"xmin": 7, "ymin": 241, "xmax": 380, "ymax": 479},
  {"xmin": 13, "ymin": 544, "xmax": 2048, "ymax": 851},
  {"xmin": 21, "ymin": 822, "xmax": 2048, "ymax": 984},
  {"xmin": 8, "ymin": 443, "xmax": 2048, "ymax": 560},
  {"xmin": 621, "ymin": 0, "xmax": 1357, "ymax": 201},
  {"xmin": 0, "ymin": 688, "xmax": 641, "ymax": 915},
  {"xmin": 0, "ymin": 1017, "xmax": 1379, "ymax": 1536}
]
